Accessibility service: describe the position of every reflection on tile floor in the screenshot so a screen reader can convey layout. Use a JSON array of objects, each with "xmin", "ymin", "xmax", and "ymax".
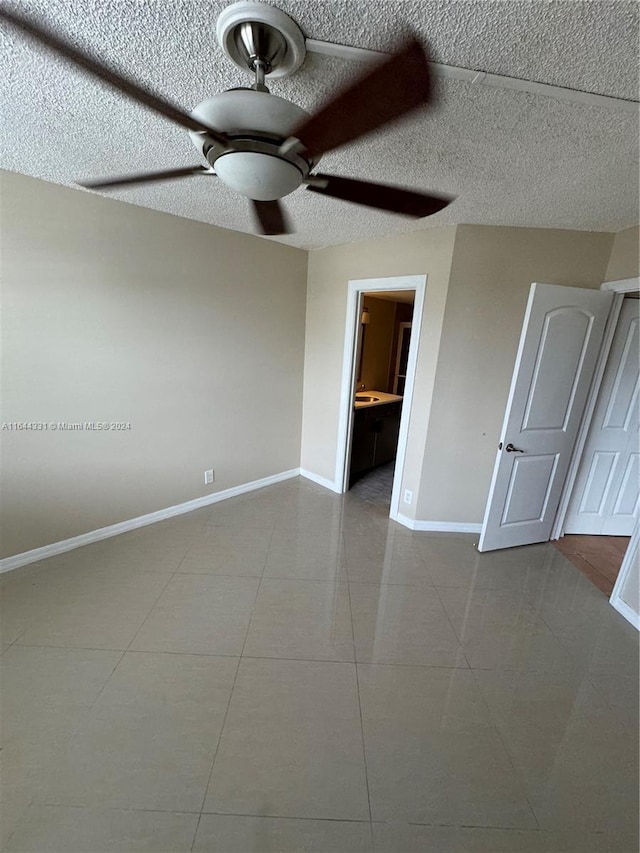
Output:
[{"xmin": 1, "ymin": 477, "xmax": 638, "ymax": 852}]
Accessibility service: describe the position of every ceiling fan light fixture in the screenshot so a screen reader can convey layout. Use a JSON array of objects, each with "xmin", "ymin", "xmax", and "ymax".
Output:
[
  {"xmin": 188, "ymin": 88, "xmax": 316, "ymax": 201},
  {"xmin": 214, "ymin": 151, "xmax": 303, "ymax": 200},
  {"xmin": 189, "ymin": 89, "xmax": 310, "ymax": 140},
  {"xmin": 0, "ymin": 4, "xmax": 449, "ymax": 236}
]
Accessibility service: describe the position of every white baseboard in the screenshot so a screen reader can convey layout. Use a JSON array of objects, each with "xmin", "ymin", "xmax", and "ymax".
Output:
[
  {"xmin": 0, "ymin": 468, "xmax": 300, "ymax": 574},
  {"xmin": 396, "ymin": 513, "xmax": 482, "ymax": 534},
  {"xmin": 299, "ymin": 468, "xmax": 341, "ymax": 493}
]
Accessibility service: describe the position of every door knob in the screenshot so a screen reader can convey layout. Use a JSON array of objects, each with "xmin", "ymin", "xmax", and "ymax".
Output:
[{"xmin": 505, "ymin": 443, "xmax": 524, "ymax": 453}]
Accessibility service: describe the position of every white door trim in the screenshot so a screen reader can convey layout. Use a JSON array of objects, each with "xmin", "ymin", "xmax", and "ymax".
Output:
[
  {"xmin": 601, "ymin": 277, "xmax": 640, "ymax": 293},
  {"xmin": 551, "ymin": 276, "xmax": 639, "ymax": 540},
  {"xmin": 335, "ymin": 274, "xmax": 427, "ymax": 522},
  {"xmin": 610, "ymin": 520, "xmax": 640, "ymax": 631},
  {"xmin": 392, "ymin": 321, "xmax": 412, "ymax": 394}
]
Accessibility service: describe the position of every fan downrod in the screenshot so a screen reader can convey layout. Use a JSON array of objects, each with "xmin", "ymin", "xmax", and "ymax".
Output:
[{"xmin": 216, "ymin": 2, "xmax": 306, "ymax": 81}]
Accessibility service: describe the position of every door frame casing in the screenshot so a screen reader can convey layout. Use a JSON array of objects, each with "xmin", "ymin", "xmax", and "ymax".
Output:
[
  {"xmin": 551, "ymin": 277, "xmax": 640, "ymax": 540},
  {"xmin": 610, "ymin": 519, "xmax": 640, "ymax": 630},
  {"xmin": 392, "ymin": 321, "xmax": 413, "ymax": 394},
  {"xmin": 335, "ymin": 274, "xmax": 426, "ymax": 521}
]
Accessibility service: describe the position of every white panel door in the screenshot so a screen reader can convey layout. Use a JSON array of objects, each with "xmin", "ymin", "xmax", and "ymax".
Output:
[
  {"xmin": 564, "ymin": 299, "xmax": 639, "ymax": 535},
  {"xmin": 479, "ymin": 283, "xmax": 613, "ymax": 552}
]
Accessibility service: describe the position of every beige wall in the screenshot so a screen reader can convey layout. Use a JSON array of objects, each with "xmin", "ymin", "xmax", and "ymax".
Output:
[
  {"xmin": 0, "ymin": 172, "xmax": 307, "ymax": 558},
  {"xmin": 3, "ymin": 170, "xmax": 631, "ymax": 558},
  {"xmin": 604, "ymin": 226, "xmax": 639, "ymax": 282},
  {"xmin": 360, "ymin": 296, "xmax": 396, "ymax": 392},
  {"xmin": 419, "ymin": 225, "xmax": 614, "ymax": 523},
  {"xmin": 302, "ymin": 226, "xmax": 458, "ymax": 519}
]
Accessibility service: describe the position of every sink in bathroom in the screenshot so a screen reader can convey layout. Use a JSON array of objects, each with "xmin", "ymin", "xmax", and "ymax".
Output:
[{"xmin": 355, "ymin": 395, "xmax": 380, "ymax": 403}]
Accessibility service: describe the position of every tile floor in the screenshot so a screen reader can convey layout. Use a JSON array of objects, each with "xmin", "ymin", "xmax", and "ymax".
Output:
[{"xmin": 1, "ymin": 477, "xmax": 638, "ymax": 853}]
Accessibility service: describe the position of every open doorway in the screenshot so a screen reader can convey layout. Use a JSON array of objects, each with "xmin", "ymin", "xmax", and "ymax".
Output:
[
  {"xmin": 476, "ymin": 276, "xmax": 638, "ymax": 625},
  {"xmin": 349, "ymin": 291, "xmax": 415, "ymax": 510},
  {"xmin": 334, "ymin": 274, "xmax": 426, "ymax": 522}
]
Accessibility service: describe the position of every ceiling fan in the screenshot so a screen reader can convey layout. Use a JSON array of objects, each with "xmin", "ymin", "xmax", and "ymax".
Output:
[{"xmin": 0, "ymin": 1, "xmax": 454, "ymax": 236}]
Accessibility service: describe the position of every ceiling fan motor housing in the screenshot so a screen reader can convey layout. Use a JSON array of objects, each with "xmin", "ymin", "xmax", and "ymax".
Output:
[
  {"xmin": 216, "ymin": 1, "xmax": 306, "ymax": 80},
  {"xmin": 189, "ymin": 89, "xmax": 318, "ymax": 201}
]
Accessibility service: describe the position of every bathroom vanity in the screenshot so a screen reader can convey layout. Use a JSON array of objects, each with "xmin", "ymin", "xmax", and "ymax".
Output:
[{"xmin": 349, "ymin": 390, "xmax": 403, "ymax": 486}]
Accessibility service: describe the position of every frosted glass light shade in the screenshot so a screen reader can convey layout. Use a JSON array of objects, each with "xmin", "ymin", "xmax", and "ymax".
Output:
[
  {"xmin": 191, "ymin": 89, "xmax": 309, "ymax": 138},
  {"xmin": 188, "ymin": 89, "xmax": 315, "ymax": 201},
  {"xmin": 214, "ymin": 151, "xmax": 302, "ymax": 200}
]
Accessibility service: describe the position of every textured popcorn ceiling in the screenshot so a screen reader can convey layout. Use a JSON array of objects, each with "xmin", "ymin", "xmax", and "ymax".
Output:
[{"xmin": 1, "ymin": 0, "xmax": 638, "ymax": 249}]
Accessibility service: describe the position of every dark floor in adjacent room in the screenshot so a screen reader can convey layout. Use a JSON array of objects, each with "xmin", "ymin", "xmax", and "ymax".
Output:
[
  {"xmin": 349, "ymin": 462, "xmax": 395, "ymax": 509},
  {"xmin": 553, "ymin": 534, "xmax": 630, "ymax": 597}
]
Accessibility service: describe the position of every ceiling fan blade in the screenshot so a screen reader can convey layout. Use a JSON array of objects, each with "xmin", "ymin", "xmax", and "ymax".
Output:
[
  {"xmin": 306, "ymin": 173, "xmax": 453, "ymax": 218},
  {"xmin": 79, "ymin": 165, "xmax": 212, "ymax": 191},
  {"xmin": 0, "ymin": 7, "xmax": 229, "ymax": 146},
  {"xmin": 251, "ymin": 200, "xmax": 292, "ymax": 236},
  {"xmin": 284, "ymin": 37, "xmax": 432, "ymax": 159}
]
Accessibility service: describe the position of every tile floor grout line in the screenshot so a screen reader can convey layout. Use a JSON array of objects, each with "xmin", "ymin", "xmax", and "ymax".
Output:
[
  {"xmin": 10, "ymin": 643, "xmax": 591, "ymax": 672},
  {"xmin": 11, "ymin": 641, "xmax": 134, "ymax": 653},
  {"xmin": 430, "ymin": 580, "xmax": 541, "ymax": 828},
  {"xmin": 176, "ymin": 570, "xmax": 264, "ymax": 578},
  {"xmin": 197, "ymin": 809, "xmax": 375, "ymax": 823},
  {"xmin": 2, "ymin": 797, "xmax": 35, "ymax": 851},
  {"xmin": 4, "ymin": 621, "xmax": 34, "ymax": 651},
  {"xmin": 7, "ymin": 644, "xmax": 471, "ymax": 666},
  {"xmin": 122, "ymin": 566, "xmax": 180, "ymax": 654},
  {"xmin": 194, "ymin": 525, "xmax": 273, "ymax": 822},
  {"xmin": 233, "ymin": 521, "xmax": 274, "ymax": 661},
  {"xmin": 195, "ymin": 654, "xmax": 243, "ymax": 818},
  {"xmin": 30, "ymin": 802, "xmax": 203, "ymax": 814},
  {"xmin": 345, "ymin": 578, "xmax": 374, "ymax": 830},
  {"xmin": 406, "ymin": 820, "xmax": 546, "ymax": 830},
  {"xmin": 174, "ymin": 545, "xmax": 195, "ymax": 573},
  {"xmin": 246, "ymin": 574, "xmax": 348, "ymax": 585},
  {"xmin": 1, "ymin": 636, "xmax": 19, "ymax": 655},
  {"xmin": 430, "ymin": 582, "xmax": 472, "ymax": 669},
  {"xmin": 240, "ymin": 655, "xmax": 470, "ymax": 669},
  {"xmin": 467, "ymin": 665, "xmax": 541, "ymax": 831},
  {"xmin": 91, "ymin": 649, "xmax": 127, "ymax": 705},
  {"xmin": 536, "ymin": 611, "xmax": 585, "ymax": 671},
  {"xmin": 189, "ymin": 813, "xmax": 203, "ymax": 852}
]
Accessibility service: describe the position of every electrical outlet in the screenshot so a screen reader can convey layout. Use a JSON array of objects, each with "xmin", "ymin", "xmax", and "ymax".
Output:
[
  {"xmin": 204, "ymin": 469, "xmax": 214, "ymax": 485},
  {"xmin": 403, "ymin": 489, "xmax": 413, "ymax": 505}
]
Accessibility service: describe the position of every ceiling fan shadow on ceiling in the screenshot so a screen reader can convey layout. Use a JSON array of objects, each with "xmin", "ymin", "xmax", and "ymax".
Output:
[{"xmin": 0, "ymin": 1, "xmax": 455, "ymax": 236}]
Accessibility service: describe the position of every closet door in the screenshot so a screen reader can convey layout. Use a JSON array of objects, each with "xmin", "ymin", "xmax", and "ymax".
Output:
[
  {"xmin": 564, "ymin": 299, "xmax": 639, "ymax": 536},
  {"xmin": 479, "ymin": 283, "xmax": 612, "ymax": 552}
]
